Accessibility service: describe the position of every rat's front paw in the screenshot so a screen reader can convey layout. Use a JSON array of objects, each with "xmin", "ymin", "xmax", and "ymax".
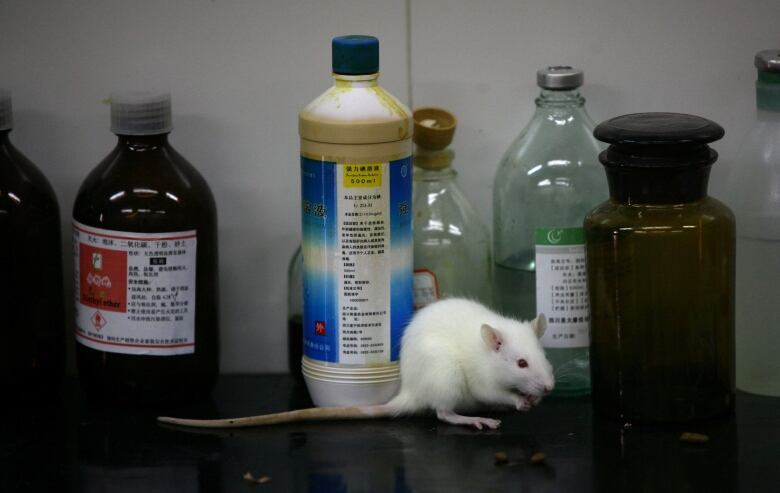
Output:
[
  {"xmin": 470, "ymin": 417, "xmax": 502, "ymax": 430},
  {"xmin": 513, "ymin": 394, "xmax": 533, "ymax": 412},
  {"xmin": 436, "ymin": 410, "xmax": 502, "ymax": 430}
]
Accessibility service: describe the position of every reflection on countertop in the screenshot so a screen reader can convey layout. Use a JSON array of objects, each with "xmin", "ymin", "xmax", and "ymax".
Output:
[{"xmin": 1, "ymin": 375, "xmax": 778, "ymax": 492}]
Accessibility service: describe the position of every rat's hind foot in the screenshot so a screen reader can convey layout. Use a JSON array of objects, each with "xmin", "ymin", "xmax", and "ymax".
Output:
[{"xmin": 436, "ymin": 410, "xmax": 501, "ymax": 430}]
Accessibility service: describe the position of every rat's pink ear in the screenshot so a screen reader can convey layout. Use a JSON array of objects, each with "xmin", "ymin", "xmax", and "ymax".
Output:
[
  {"xmin": 481, "ymin": 324, "xmax": 503, "ymax": 352},
  {"xmin": 532, "ymin": 314, "xmax": 547, "ymax": 339}
]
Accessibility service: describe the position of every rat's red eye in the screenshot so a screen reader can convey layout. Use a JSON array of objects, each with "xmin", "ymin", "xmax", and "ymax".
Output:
[{"xmin": 517, "ymin": 359, "xmax": 528, "ymax": 368}]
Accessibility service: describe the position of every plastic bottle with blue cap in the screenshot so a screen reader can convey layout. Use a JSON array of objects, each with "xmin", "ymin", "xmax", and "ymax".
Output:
[{"xmin": 298, "ymin": 35, "xmax": 413, "ymax": 406}]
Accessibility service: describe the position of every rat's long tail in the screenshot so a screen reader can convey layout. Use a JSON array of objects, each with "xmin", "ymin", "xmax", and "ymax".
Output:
[
  {"xmin": 157, "ymin": 405, "xmax": 392, "ymax": 428},
  {"xmin": 157, "ymin": 391, "xmax": 417, "ymax": 428}
]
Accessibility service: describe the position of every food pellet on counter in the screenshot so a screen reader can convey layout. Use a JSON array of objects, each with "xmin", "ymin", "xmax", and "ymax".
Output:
[{"xmin": 680, "ymin": 432, "xmax": 710, "ymax": 444}]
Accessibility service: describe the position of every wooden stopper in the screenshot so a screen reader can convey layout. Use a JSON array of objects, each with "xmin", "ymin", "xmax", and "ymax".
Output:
[{"xmin": 413, "ymin": 107, "xmax": 457, "ymax": 151}]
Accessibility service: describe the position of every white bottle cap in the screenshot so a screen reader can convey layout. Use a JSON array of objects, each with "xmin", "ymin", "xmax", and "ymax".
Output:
[
  {"xmin": 0, "ymin": 89, "xmax": 12, "ymax": 131},
  {"xmin": 110, "ymin": 91, "xmax": 173, "ymax": 135}
]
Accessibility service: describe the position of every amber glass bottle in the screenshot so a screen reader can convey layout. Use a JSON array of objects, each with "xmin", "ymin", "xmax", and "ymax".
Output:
[
  {"xmin": 585, "ymin": 113, "xmax": 735, "ymax": 423},
  {"xmin": 73, "ymin": 92, "xmax": 218, "ymax": 403},
  {"xmin": 0, "ymin": 90, "xmax": 65, "ymax": 400}
]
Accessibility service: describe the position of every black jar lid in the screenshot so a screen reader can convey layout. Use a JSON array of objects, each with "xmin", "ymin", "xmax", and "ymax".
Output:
[{"xmin": 594, "ymin": 112, "xmax": 724, "ymax": 168}]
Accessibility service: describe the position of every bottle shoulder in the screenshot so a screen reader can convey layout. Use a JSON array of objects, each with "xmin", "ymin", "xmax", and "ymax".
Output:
[
  {"xmin": 413, "ymin": 179, "xmax": 489, "ymax": 238},
  {"xmin": 585, "ymin": 197, "xmax": 735, "ymax": 231},
  {"xmin": 0, "ymin": 141, "xmax": 60, "ymax": 218},
  {"xmin": 498, "ymin": 111, "xmax": 603, "ymax": 166},
  {"xmin": 494, "ymin": 115, "xmax": 605, "ymax": 199},
  {"xmin": 725, "ymin": 118, "xmax": 780, "ymax": 220},
  {"xmin": 73, "ymin": 143, "xmax": 216, "ymax": 231},
  {"xmin": 299, "ymin": 84, "xmax": 411, "ymax": 144},
  {"xmin": 729, "ymin": 119, "xmax": 780, "ymax": 176}
]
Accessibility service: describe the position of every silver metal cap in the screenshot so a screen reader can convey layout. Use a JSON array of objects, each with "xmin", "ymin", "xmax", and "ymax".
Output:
[
  {"xmin": 755, "ymin": 50, "xmax": 780, "ymax": 73},
  {"xmin": 110, "ymin": 91, "xmax": 173, "ymax": 135},
  {"xmin": 0, "ymin": 89, "xmax": 12, "ymax": 131},
  {"xmin": 537, "ymin": 66, "xmax": 583, "ymax": 90}
]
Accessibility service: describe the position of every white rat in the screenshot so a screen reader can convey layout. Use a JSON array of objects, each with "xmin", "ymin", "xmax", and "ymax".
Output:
[{"xmin": 158, "ymin": 298, "xmax": 555, "ymax": 430}]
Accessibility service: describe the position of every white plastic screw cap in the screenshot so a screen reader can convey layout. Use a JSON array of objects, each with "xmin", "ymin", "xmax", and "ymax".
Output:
[{"xmin": 110, "ymin": 91, "xmax": 173, "ymax": 135}]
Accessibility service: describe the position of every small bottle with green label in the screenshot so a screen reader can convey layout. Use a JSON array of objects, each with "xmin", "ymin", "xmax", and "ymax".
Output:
[{"xmin": 493, "ymin": 66, "xmax": 606, "ymax": 396}]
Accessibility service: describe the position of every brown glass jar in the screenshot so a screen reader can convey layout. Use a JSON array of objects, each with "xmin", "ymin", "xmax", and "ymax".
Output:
[
  {"xmin": 584, "ymin": 113, "xmax": 735, "ymax": 423},
  {"xmin": 73, "ymin": 92, "xmax": 218, "ymax": 404},
  {"xmin": 0, "ymin": 90, "xmax": 65, "ymax": 400}
]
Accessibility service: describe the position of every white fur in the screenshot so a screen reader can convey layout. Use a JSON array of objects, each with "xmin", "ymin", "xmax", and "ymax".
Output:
[
  {"xmin": 387, "ymin": 298, "xmax": 555, "ymax": 417},
  {"xmin": 158, "ymin": 299, "xmax": 556, "ymax": 430}
]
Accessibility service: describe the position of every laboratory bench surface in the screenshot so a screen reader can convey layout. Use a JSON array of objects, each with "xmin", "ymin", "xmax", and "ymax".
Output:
[{"xmin": 2, "ymin": 375, "xmax": 779, "ymax": 492}]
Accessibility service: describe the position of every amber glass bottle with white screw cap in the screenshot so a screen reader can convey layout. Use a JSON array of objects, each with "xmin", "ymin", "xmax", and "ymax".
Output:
[
  {"xmin": 0, "ymin": 89, "xmax": 65, "ymax": 401},
  {"xmin": 73, "ymin": 92, "xmax": 219, "ymax": 404}
]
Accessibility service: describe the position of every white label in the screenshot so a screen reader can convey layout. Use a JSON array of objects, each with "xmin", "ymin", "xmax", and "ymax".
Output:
[
  {"xmin": 336, "ymin": 163, "xmax": 391, "ymax": 364},
  {"xmin": 413, "ymin": 269, "xmax": 439, "ymax": 309},
  {"xmin": 535, "ymin": 228, "xmax": 590, "ymax": 348},
  {"xmin": 73, "ymin": 221, "xmax": 197, "ymax": 356}
]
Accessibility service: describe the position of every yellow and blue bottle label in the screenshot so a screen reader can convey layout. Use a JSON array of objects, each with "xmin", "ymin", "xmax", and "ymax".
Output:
[{"xmin": 301, "ymin": 156, "xmax": 413, "ymax": 364}]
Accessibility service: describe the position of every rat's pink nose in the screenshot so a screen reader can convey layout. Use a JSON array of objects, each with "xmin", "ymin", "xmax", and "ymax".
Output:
[{"xmin": 543, "ymin": 385, "xmax": 553, "ymax": 395}]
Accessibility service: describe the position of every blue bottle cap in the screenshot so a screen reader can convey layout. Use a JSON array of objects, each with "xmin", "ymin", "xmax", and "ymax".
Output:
[{"xmin": 332, "ymin": 35, "xmax": 379, "ymax": 75}]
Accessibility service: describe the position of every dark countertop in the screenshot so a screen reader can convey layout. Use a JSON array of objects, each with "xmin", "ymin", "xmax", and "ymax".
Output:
[{"xmin": 2, "ymin": 375, "xmax": 779, "ymax": 492}]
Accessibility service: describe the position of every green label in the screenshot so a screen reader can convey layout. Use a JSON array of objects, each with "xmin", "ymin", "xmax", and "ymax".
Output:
[{"xmin": 535, "ymin": 227, "xmax": 585, "ymax": 246}]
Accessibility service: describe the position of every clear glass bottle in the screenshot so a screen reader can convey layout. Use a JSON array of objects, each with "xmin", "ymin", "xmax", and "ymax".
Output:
[
  {"xmin": 73, "ymin": 92, "xmax": 219, "ymax": 404},
  {"xmin": 585, "ymin": 112, "xmax": 734, "ymax": 423},
  {"xmin": 412, "ymin": 108, "xmax": 491, "ymax": 308},
  {"xmin": 493, "ymin": 67, "xmax": 606, "ymax": 396},
  {"xmin": 727, "ymin": 50, "xmax": 780, "ymax": 396},
  {"xmin": 0, "ymin": 89, "xmax": 65, "ymax": 400},
  {"xmin": 287, "ymin": 246, "xmax": 303, "ymax": 379}
]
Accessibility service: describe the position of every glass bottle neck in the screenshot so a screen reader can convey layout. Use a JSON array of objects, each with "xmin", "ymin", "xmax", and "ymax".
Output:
[
  {"xmin": 601, "ymin": 145, "xmax": 716, "ymax": 204},
  {"xmin": 756, "ymin": 71, "xmax": 780, "ymax": 115},
  {"xmin": 413, "ymin": 147, "xmax": 456, "ymax": 180},
  {"xmin": 334, "ymin": 73, "xmax": 379, "ymax": 89},
  {"xmin": 414, "ymin": 165, "xmax": 457, "ymax": 182},
  {"xmin": 535, "ymin": 89, "xmax": 585, "ymax": 110},
  {"xmin": 115, "ymin": 133, "xmax": 170, "ymax": 151},
  {"xmin": 606, "ymin": 166, "xmax": 711, "ymax": 205}
]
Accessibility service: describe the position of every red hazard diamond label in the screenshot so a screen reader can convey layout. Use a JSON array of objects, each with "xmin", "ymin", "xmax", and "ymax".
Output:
[{"xmin": 91, "ymin": 311, "xmax": 107, "ymax": 331}]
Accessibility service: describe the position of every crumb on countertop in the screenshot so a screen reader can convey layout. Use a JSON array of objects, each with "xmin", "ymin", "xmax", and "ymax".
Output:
[
  {"xmin": 680, "ymin": 432, "xmax": 709, "ymax": 444},
  {"xmin": 243, "ymin": 472, "xmax": 272, "ymax": 485}
]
